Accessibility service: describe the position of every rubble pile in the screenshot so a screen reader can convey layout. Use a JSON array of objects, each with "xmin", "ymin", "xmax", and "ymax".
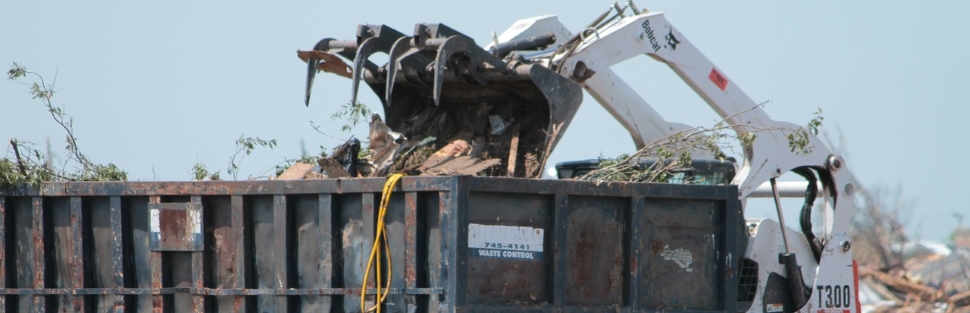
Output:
[{"xmin": 857, "ymin": 231, "xmax": 970, "ymax": 313}]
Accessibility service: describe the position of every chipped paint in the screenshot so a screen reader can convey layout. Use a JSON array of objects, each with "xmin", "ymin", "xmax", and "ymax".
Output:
[{"xmin": 660, "ymin": 245, "xmax": 693, "ymax": 272}]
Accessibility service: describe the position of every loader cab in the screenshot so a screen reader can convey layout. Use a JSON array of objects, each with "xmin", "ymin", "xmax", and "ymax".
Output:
[{"xmin": 555, "ymin": 158, "xmax": 737, "ymax": 185}]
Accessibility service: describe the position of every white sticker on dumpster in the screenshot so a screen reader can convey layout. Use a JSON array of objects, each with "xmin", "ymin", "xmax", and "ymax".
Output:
[{"xmin": 468, "ymin": 224, "xmax": 544, "ymax": 261}]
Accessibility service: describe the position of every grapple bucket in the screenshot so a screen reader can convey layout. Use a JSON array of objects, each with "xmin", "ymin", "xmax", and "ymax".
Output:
[{"xmin": 299, "ymin": 24, "xmax": 582, "ymax": 177}]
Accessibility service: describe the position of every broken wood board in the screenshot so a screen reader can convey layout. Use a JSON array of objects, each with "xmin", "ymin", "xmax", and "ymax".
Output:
[{"xmin": 277, "ymin": 162, "xmax": 315, "ymax": 180}]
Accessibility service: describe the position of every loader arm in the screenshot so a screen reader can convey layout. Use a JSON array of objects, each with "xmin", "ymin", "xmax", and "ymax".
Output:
[
  {"xmin": 549, "ymin": 10, "xmax": 860, "ymax": 313},
  {"xmin": 488, "ymin": 16, "xmax": 706, "ymax": 154}
]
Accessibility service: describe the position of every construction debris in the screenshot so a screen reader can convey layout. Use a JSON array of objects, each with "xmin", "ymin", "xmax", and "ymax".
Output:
[
  {"xmin": 276, "ymin": 115, "xmax": 506, "ymax": 179},
  {"xmin": 276, "ymin": 162, "xmax": 315, "ymax": 180},
  {"xmin": 331, "ymin": 137, "xmax": 361, "ymax": 177},
  {"xmin": 367, "ymin": 115, "xmax": 405, "ymax": 176},
  {"xmin": 416, "ymin": 135, "xmax": 501, "ymax": 176},
  {"xmin": 856, "ymin": 237, "xmax": 970, "ymax": 313}
]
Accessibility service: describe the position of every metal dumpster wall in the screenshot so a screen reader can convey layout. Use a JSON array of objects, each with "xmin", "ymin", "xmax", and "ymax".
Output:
[{"xmin": 0, "ymin": 176, "xmax": 740, "ymax": 313}]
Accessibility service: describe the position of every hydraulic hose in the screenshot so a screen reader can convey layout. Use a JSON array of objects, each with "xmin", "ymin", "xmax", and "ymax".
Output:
[
  {"xmin": 792, "ymin": 167, "xmax": 822, "ymax": 262},
  {"xmin": 361, "ymin": 173, "xmax": 405, "ymax": 313}
]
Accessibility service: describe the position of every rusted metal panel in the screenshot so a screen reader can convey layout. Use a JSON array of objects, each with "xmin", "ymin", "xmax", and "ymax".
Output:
[
  {"xmin": 190, "ymin": 196, "xmax": 205, "ymax": 313},
  {"xmin": 385, "ymin": 192, "xmax": 407, "ymax": 313},
  {"xmin": 338, "ymin": 193, "xmax": 364, "ymax": 313},
  {"xmin": 358, "ymin": 192, "xmax": 376, "ymax": 313},
  {"xmin": 0, "ymin": 177, "xmax": 740, "ymax": 313},
  {"xmin": 294, "ymin": 194, "xmax": 332, "ymax": 313},
  {"xmin": 443, "ymin": 180, "xmax": 460, "ymax": 309},
  {"xmin": 69, "ymin": 197, "xmax": 84, "ymax": 312},
  {"xmin": 87, "ymin": 196, "xmax": 123, "ymax": 312},
  {"xmin": 148, "ymin": 196, "xmax": 165, "ymax": 313},
  {"xmin": 149, "ymin": 201, "xmax": 203, "ymax": 252},
  {"xmin": 639, "ymin": 198, "xmax": 723, "ymax": 310},
  {"xmin": 125, "ymin": 196, "xmax": 153, "ymax": 313},
  {"xmin": 563, "ymin": 196, "xmax": 626, "ymax": 306},
  {"xmin": 47, "ymin": 197, "xmax": 73, "ymax": 312},
  {"xmin": 271, "ymin": 195, "xmax": 288, "ymax": 313},
  {"xmin": 169, "ymin": 252, "xmax": 195, "ymax": 312},
  {"xmin": 108, "ymin": 196, "xmax": 125, "ymax": 312},
  {"xmin": 551, "ymin": 194, "xmax": 567, "ymax": 308},
  {"xmin": 207, "ymin": 195, "xmax": 246, "ymax": 313},
  {"xmin": 250, "ymin": 195, "xmax": 277, "ymax": 312},
  {"xmin": 465, "ymin": 192, "xmax": 550, "ymax": 305},
  {"xmin": 627, "ymin": 193, "xmax": 645, "ymax": 310},
  {"xmin": 403, "ymin": 192, "xmax": 418, "ymax": 313},
  {"xmin": 15, "ymin": 197, "xmax": 45, "ymax": 313}
]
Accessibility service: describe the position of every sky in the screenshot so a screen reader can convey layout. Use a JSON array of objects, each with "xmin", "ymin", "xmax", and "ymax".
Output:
[{"xmin": 1, "ymin": 2, "xmax": 967, "ymax": 241}]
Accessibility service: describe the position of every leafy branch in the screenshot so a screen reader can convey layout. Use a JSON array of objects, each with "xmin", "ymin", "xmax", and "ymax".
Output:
[
  {"xmin": 331, "ymin": 101, "xmax": 372, "ymax": 132},
  {"xmin": 3, "ymin": 63, "xmax": 126, "ymax": 188},
  {"xmin": 190, "ymin": 160, "xmax": 220, "ymax": 181},
  {"xmin": 227, "ymin": 134, "xmax": 277, "ymax": 180},
  {"xmin": 581, "ymin": 102, "xmax": 823, "ymax": 183}
]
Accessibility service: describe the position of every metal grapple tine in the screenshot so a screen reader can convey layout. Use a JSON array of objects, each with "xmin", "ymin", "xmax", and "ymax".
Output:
[
  {"xmin": 351, "ymin": 37, "xmax": 378, "ymax": 106},
  {"xmin": 351, "ymin": 25, "xmax": 406, "ymax": 105},
  {"xmin": 432, "ymin": 35, "xmax": 508, "ymax": 106},
  {"xmin": 385, "ymin": 36, "xmax": 412, "ymax": 107},
  {"xmin": 305, "ymin": 38, "xmax": 338, "ymax": 106},
  {"xmin": 305, "ymin": 58, "xmax": 319, "ymax": 106}
]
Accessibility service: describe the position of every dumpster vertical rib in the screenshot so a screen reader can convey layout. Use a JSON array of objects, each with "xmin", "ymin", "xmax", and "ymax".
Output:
[
  {"xmin": 552, "ymin": 193, "xmax": 568, "ymax": 308},
  {"xmin": 253, "ymin": 195, "xmax": 276, "ymax": 312},
  {"xmin": 109, "ymin": 196, "xmax": 125, "ymax": 311},
  {"xmin": 212, "ymin": 195, "xmax": 246, "ymax": 313},
  {"xmin": 0, "ymin": 196, "xmax": 5, "ymax": 310},
  {"xmin": 52, "ymin": 198, "xmax": 72, "ymax": 312},
  {"xmin": 447, "ymin": 177, "xmax": 463, "ymax": 310},
  {"xmin": 426, "ymin": 190, "xmax": 447, "ymax": 313},
  {"xmin": 722, "ymin": 196, "xmax": 740, "ymax": 313},
  {"xmin": 91, "ymin": 197, "xmax": 121, "ymax": 312},
  {"xmin": 361, "ymin": 191, "xmax": 375, "ymax": 312},
  {"xmin": 129, "ymin": 196, "xmax": 153, "ymax": 313},
  {"xmin": 32, "ymin": 196, "xmax": 45, "ymax": 312},
  {"xmin": 628, "ymin": 193, "xmax": 644, "ymax": 310},
  {"xmin": 69, "ymin": 197, "xmax": 84, "ymax": 311},
  {"xmin": 231, "ymin": 195, "xmax": 246, "ymax": 313},
  {"xmin": 191, "ymin": 196, "xmax": 205, "ymax": 313},
  {"xmin": 386, "ymin": 190, "xmax": 406, "ymax": 313},
  {"xmin": 273, "ymin": 195, "xmax": 288, "ymax": 313},
  {"xmin": 91, "ymin": 197, "xmax": 119, "ymax": 311},
  {"xmin": 13, "ymin": 197, "xmax": 32, "ymax": 312},
  {"xmin": 404, "ymin": 191, "xmax": 418, "ymax": 313},
  {"xmin": 294, "ymin": 193, "xmax": 332, "ymax": 313},
  {"xmin": 148, "ymin": 196, "xmax": 164, "ymax": 313},
  {"xmin": 319, "ymin": 194, "xmax": 333, "ymax": 313}
]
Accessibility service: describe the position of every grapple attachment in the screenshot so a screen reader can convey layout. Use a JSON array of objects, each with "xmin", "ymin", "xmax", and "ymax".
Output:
[{"xmin": 299, "ymin": 23, "xmax": 582, "ymax": 177}]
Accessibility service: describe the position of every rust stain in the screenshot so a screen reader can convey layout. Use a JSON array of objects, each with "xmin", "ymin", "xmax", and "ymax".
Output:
[
  {"xmin": 32, "ymin": 199, "xmax": 44, "ymax": 289},
  {"xmin": 233, "ymin": 296, "xmax": 243, "ymax": 312},
  {"xmin": 404, "ymin": 194, "xmax": 418, "ymax": 285},
  {"xmin": 650, "ymin": 240, "xmax": 663, "ymax": 253}
]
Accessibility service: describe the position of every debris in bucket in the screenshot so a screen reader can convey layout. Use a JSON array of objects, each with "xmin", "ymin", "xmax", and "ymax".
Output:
[
  {"xmin": 278, "ymin": 114, "xmax": 508, "ymax": 179},
  {"xmin": 367, "ymin": 115, "xmax": 406, "ymax": 177},
  {"xmin": 316, "ymin": 158, "xmax": 352, "ymax": 178},
  {"xmin": 331, "ymin": 137, "xmax": 360, "ymax": 177},
  {"xmin": 297, "ymin": 23, "xmax": 583, "ymax": 178},
  {"xmin": 276, "ymin": 162, "xmax": 315, "ymax": 180}
]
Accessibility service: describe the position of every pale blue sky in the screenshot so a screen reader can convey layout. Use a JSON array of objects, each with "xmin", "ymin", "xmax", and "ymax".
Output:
[{"xmin": 2, "ymin": 2, "xmax": 967, "ymax": 241}]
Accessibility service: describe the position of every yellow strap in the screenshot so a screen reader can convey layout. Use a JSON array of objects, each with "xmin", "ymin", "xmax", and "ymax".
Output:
[{"xmin": 361, "ymin": 173, "xmax": 404, "ymax": 313}]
